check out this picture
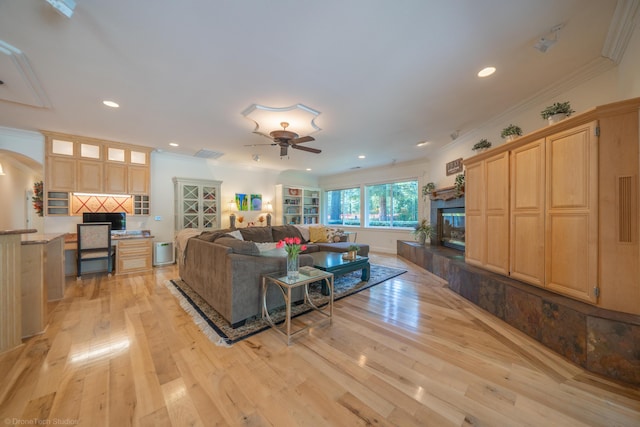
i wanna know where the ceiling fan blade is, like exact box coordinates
[244,143,277,147]
[290,135,315,144]
[292,145,321,154]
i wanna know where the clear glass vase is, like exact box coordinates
[287,254,299,281]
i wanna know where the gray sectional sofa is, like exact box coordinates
[178,225,369,327]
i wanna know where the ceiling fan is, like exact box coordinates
[245,122,321,156]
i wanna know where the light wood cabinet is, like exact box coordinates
[77,159,103,193]
[464,98,640,315]
[47,156,76,192]
[464,152,509,275]
[42,131,152,216]
[173,178,222,230]
[275,185,321,225]
[545,121,598,303]
[128,165,149,194]
[510,138,545,287]
[116,239,152,275]
[105,162,127,194]
[464,161,484,267]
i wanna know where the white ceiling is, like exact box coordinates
[0,0,632,175]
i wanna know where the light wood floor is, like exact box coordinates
[1,253,639,426]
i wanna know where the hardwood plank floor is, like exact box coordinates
[1,253,639,426]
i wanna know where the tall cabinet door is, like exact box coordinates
[545,121,598,303]
[465,161,485,267]
[484,152,510,275]
[510,139,545,286]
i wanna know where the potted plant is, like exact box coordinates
[422,182,436,198]
[541,101,574,124]
[344,244,360,260]
[472,138,492,152]
[455,173,465,194]
[500,124,522,142]
[412,219,433,245]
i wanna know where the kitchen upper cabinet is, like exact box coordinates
[43,131,152,215]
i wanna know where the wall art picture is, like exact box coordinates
[250,194,262,211]
[235,193,248,211]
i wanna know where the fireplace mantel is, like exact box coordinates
[429,185,463,201]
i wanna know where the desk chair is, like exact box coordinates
[77,222,113,279]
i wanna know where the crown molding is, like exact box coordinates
[437,56,617,154]
[602,0,640,64]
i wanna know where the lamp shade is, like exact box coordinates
[0,163,5,175]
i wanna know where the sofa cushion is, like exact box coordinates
[239,226,273,243]
[309,226,329,243]
[272,225,304,243]
[215,237,260,255]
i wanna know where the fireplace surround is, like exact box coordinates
[429,194,465,251]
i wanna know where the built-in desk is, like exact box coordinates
[64,231,154,276]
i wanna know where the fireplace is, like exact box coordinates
[439,207,465,251]
[429,193,465,251]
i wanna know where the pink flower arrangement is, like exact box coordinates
[276,237,307,257]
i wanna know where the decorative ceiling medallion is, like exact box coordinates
[241,103,322,138]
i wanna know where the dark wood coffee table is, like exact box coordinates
[308,251,370,295]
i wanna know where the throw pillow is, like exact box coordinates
[294,225,310,242]
[228,230,243,240]
[309,226,329,243]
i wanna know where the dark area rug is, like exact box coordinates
[166,264,406,345]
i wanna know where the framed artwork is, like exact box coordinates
[446,158,463,176]
[235,193,248,211]
[250,194,262,211]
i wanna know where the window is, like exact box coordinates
[326,188,360,226]
[365,180,418,228]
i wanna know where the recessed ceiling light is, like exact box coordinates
[103,100,119,108]
[416,141,429,147]
[477,67,496,77]
[169,142,179,147]
[358,155,366,159]
[306,168,312,171]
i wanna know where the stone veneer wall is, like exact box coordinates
[397,240,640,387]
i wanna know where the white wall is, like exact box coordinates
[149,152,319,243]
[0,128,44,232]
[319,158,430,253]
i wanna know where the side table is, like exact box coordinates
[261,269,334,345]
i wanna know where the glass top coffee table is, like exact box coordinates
[308,251,370,295]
